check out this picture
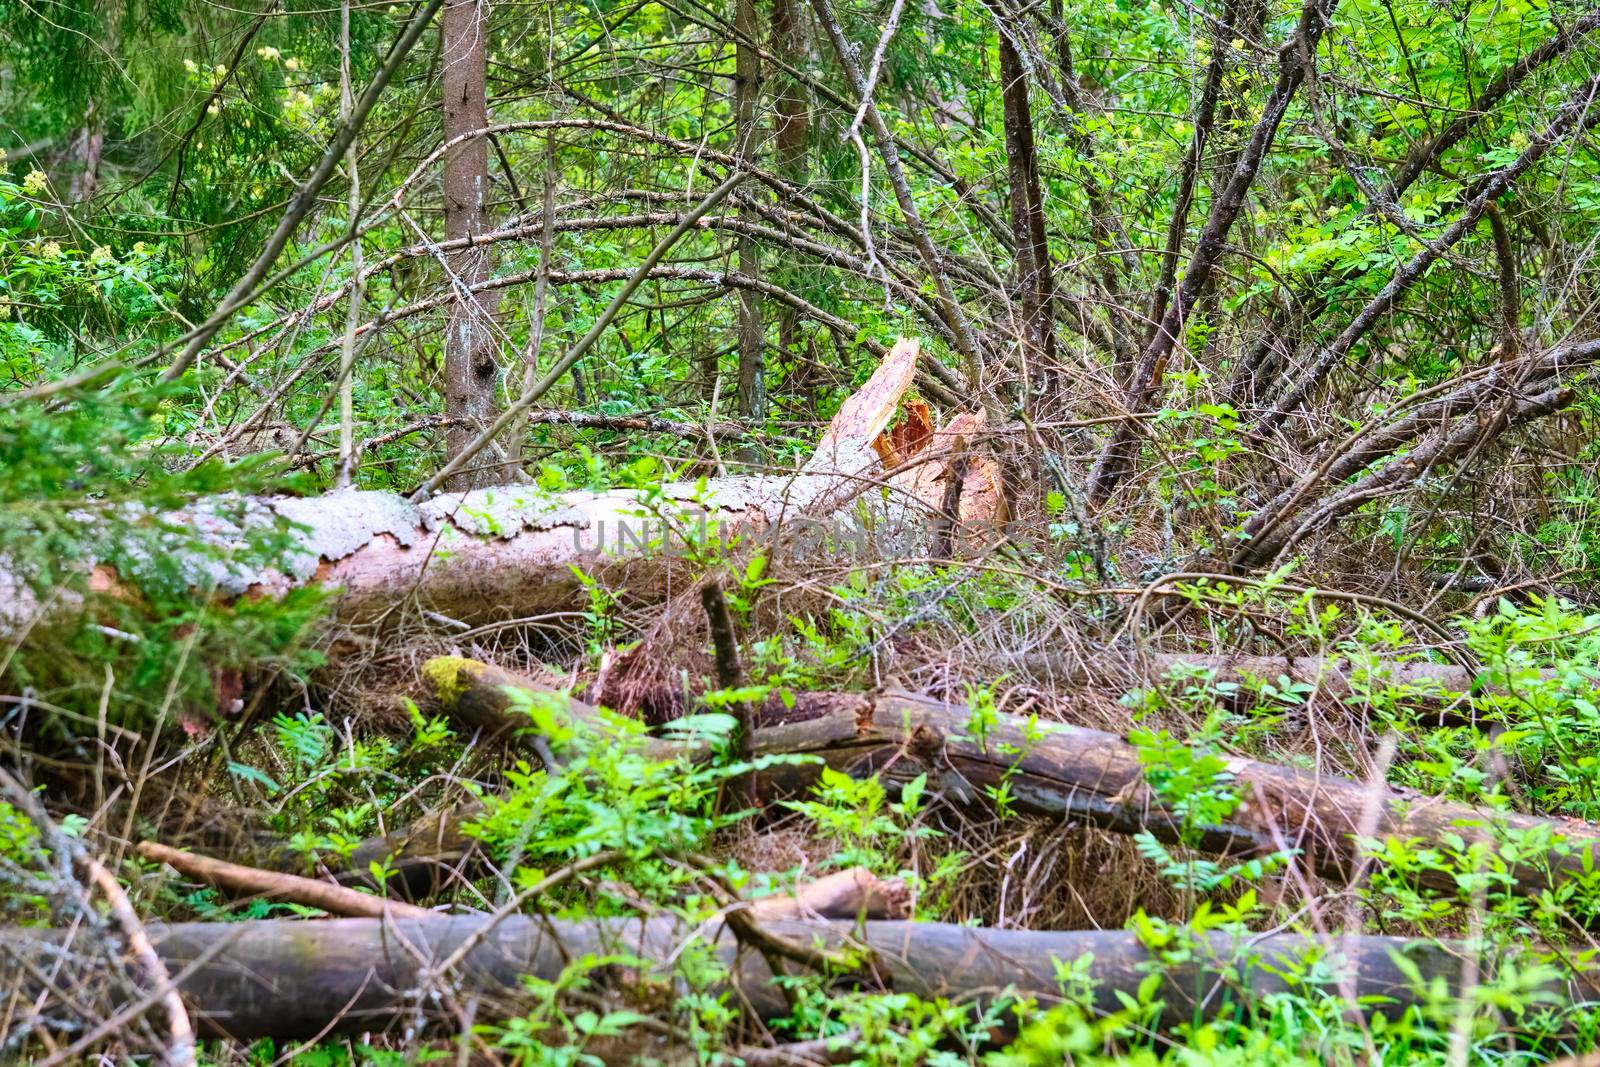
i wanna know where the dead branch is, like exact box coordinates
[159,0,448,382]
[1262,77,1600,429]
[745,691,1600,897]
[1230,337,1600,569]
[701,579,757,807]
[0,769,194,1066]
[1385,10,1600,197]
[1484,202,1521,358]
[1088,0,1338,504]
[79,858,196,1067]
[137,841,433,920]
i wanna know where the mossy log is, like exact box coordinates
[7,915,1586,1041]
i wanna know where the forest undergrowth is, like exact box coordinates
[5,0,1600,1062]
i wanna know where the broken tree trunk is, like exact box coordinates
[7,915,1589,1040]
[407,661,1600,900]
[4,338,996,639]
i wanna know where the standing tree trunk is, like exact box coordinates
[441,0,504,488]
[995,25,1055,403]
[772,0,813,410]
[68,105,105,202]
[734,0,766,418]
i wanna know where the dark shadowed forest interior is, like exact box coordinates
[6,0,1600,1061]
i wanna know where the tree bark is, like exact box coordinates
[1140,0,1234,354]
[994,22,1055,385]
[735,0,766,417]
[749,691,1600,897]
[442,0,504,487]
[771,0,812,405]
[408,661,1600,901]
[7,915,1588,1040]
[69,105,105,203]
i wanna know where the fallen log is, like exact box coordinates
[7,915,1590,1040]
[756,692,1600,896]
[3,338,997,639]
[410,661,1600,900]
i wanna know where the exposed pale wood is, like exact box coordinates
[800,336,921,515]
[884,408,1001,530]
[747,867,910,921]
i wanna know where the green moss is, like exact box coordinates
[421,655,486,709]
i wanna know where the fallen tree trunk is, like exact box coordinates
[766,695,1600,899]
[411,661,1600,900]
[3,339,998,639]
[750,692,1600,894]
[7,915,1590,1041]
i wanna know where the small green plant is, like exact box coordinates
[1127,721,1296,897]
[467,686,811,906]
[0,799,54,923]
[481,954,655,1067]
[783,767,938,877]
